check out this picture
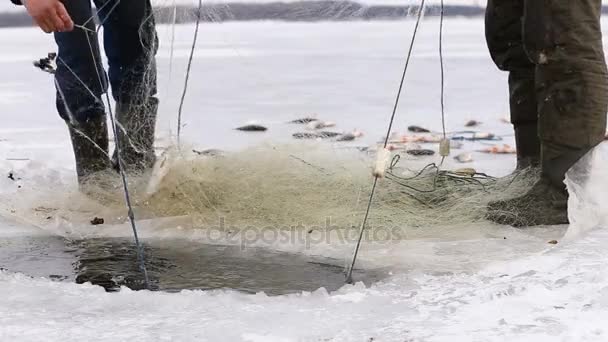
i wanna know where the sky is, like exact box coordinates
[0,0,483,13]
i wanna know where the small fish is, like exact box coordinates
[307,120,336,130]
[192,148,224,157]
[293,132,319,139]
[465,120,481,127]
[452,132,498,141]
[454,152,473,163]
[317,131,342,138]
[337,133,356,141]
[473,132,495,140]
[390,135,442,144]
[236,124,267,132]
[289,117,317,124]
[407,149,435,156]
[408,125,431,133]
[479,144,516,154]
[336,130,364,142]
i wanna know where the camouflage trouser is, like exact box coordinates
[485,0,608,189]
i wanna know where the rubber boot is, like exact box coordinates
[67,115,112,186]
[111,97,158,174]
[486,177,568,227]
[508,69,541,171]
[514,123,540,170]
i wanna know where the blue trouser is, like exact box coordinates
[54,0,158,123]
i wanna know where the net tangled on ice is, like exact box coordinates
[33,144,535,233]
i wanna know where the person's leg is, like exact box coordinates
[524,0,608,190]
[485,0,540,170]
[95,0,159,173]
[54,0,111,184]
[487,0,608,227]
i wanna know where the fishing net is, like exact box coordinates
[4,143,537,241]
[3,0,526,242]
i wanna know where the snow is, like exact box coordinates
[0,19,607,341]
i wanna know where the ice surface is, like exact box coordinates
[0,19,607,341]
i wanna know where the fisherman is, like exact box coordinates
[12,0,159,186]
[485,1,607,226]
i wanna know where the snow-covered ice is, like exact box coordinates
[1,19,608,341]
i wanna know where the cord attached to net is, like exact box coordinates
[177,0,203,147]
[345,0,427,284]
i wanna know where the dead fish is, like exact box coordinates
[479,144,516,154]
[473,132,495,140]
[317,131,342,139]
[465,120,481,127]
[192,148,224,157]
[307,120,336,130]
[454,152,473,163]
[293,132,319,139]
[289,117,317,124]
[407,149,435,156]
[337,133,356,142]
[390,134,442,144]
[408,125,431,133]
[236,124,267,132]
[336,130,364,142]
[452,132,498,141]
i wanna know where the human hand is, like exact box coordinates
[23,0,74,33]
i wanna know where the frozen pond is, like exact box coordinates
[1,18,608,341]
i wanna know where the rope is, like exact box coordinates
[438,0,447,167]
[166,0,178,96]
[439,0,446,140]
[345,0,427,284]
[177,0,203,147]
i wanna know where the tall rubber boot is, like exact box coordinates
[487,0,608,228]
[111,97,158,174]
[508,70,541,171]
[67,115,112,185]
[514,123,540,170]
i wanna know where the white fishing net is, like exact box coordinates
[2,0,529,242]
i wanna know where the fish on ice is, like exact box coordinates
[336,130,364,141]
[454,152,473,163]
[479,144,516,154]
[465,120,481,127]
[289,116,317,124]
[307,120,336,130]
[236,124,268,132]
[407,125,431,133]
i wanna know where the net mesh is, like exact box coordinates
[4,144,539,239]
[2,0,532,242]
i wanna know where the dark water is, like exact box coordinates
[0,236,384,295]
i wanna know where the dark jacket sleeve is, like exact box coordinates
[10,0,22,5]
